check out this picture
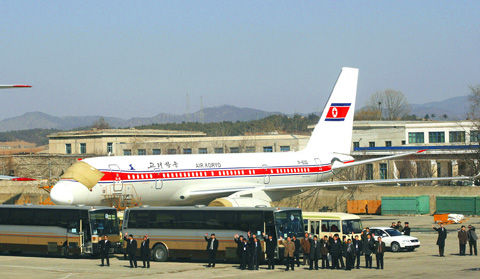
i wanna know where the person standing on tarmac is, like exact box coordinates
[292,235,301,267]
[263,232,277,270]
[124,233,138,268]
[404,222,411,236]
[309,235,321,270]
[300,233,311,266]
[432,223,447,257]
[467,225,478,256]
[234,234,245,268]
[205,233,218,267]
[280,236,295,271]
[458,225,468,256]
[100,235,111,267]
[140,235,150,268]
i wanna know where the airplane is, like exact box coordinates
[50,68,476,207]
[0,85,32,89]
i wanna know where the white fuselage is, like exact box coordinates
[52,150,353,206]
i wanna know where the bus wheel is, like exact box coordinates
[152,244,168,262]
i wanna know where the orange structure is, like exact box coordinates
[347,200,381,214]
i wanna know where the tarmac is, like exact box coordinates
[1,214,479,279]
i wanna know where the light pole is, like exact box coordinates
[378,102,382,120]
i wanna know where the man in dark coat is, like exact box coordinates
[240,237,250,270]
[404,222,411,236]
[250,237,262,270]
[264,233,277,270]
[140,235,150,268]
[467,225,478,256]
[432,223,447,257]
[352,234,362,269]
[234,234,245,268]
[375,236,386,269]
[344,239,354,270]
[458,225,468,255]
[100,235,111,267]
[363,233,374,268]
[124,233,138,268]
[292,235,301,267]
[205,233,219,267]
[309,235,321,270]
[320,235,330,269]
[329,234,342,269]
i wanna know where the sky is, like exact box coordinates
[1,1,479,120]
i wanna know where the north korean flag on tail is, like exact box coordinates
[325,103,351,121]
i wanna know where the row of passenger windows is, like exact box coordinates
[120,167,314,180]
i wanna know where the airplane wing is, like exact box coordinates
[0,175,36,181]
[188,173,477,197]
[0,85,32,89]
[332,150,426,170]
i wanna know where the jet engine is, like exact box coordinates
[208,197,271,207]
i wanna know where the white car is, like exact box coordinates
[369,227,421,252]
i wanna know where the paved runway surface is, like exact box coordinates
[1,215,479,279]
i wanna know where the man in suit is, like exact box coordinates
[404,222,411,236]
[458,225,468,255]
[263,233,277,270]
[205,233,219,267]
[320,235,330,269]
[352,234,362,269]
[292,235,301,267]
[364,233,374,268]
[432,223,447,257]
[240,237,250,270]
[140,235,150,268]
[329,234,342,269]
[250,237,262,270]
[100,235,111,267]
[281,236,295,271]
[375,236,386,269]
[234,234,245,268]
[124,233,137,268]
[467,225,478,256]
[344,239,354,270]
[300,233,311,266]
[309,235,321,270]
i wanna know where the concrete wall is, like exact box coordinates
[0,181,50,205]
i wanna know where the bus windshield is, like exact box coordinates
[342,219,363,234]
[274,210,304,238]
[89,210,119,236]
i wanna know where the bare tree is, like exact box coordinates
[92,117,110,129]
[366,89,411,120]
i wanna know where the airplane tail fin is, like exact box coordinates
[304,67,359,154]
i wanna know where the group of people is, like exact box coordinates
[98,233,151,268]
[390,221,411,235]
[433,223,478,257]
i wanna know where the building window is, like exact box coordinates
[246,146,255,153]
[80,143,86,154]
[471,130,479,142]
[123,149,132,156]
[437,162,441,177]
[408,132,424,143]
[353,142,359,149]
[230,147,240,153]
[449,131,465,143]
[183,148,192,154]
[401,140,406,145]
[280,146,290,152]
[198,148,208,154]
[385,141,392,147]
[107,142,113,153]
[429,132,445,143]
[263,146,273,152]
[138,149,146,155]
[167,149,177,154]
[65,144,72,154]
[369,142,375,148]
[366,164,373,180]
[152,149,161,155]
[379,163,387,179]
[214,148,224,154]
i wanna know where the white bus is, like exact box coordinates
[303,212,363,240]
[0,204,120,257]
[122,206,304,261]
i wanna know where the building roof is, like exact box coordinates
[47,128,207,139]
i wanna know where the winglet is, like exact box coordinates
[417,149,427,154]
[0,85,32,89]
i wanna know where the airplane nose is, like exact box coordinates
[50,181,75,205]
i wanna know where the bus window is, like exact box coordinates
[304,219,309,233]
[310,220,320,235]
[89,210,119,235]
[274,210,303,238]
[321,220,340,233]
[238,211,263,234]
[342,219,363,234]
[150,211,177,229]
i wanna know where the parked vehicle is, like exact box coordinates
[369,227,420,252]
